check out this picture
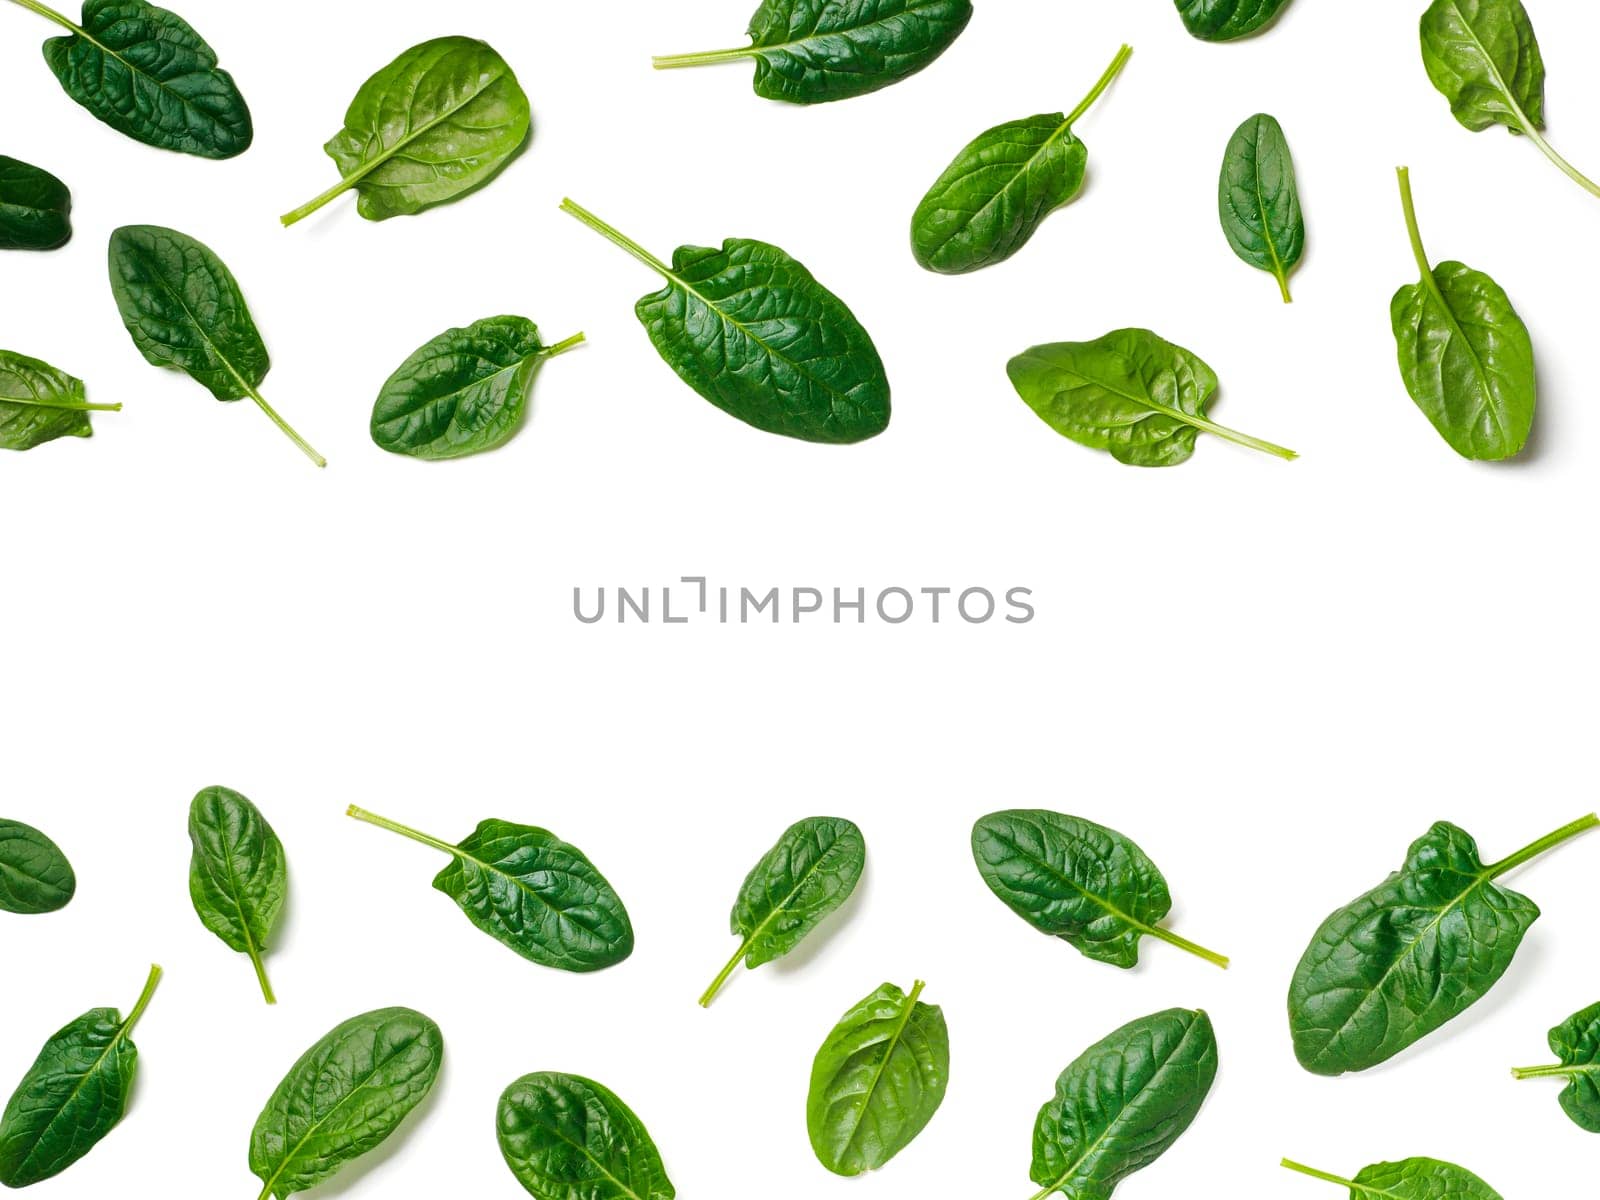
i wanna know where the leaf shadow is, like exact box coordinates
[771,855,872,976]
[302,1054,448,1199]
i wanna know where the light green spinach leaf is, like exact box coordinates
[498,1072,675,1200]
[1282,1157,1503,1200]
[1513,1001,1600,1131]
[0,350,118,452]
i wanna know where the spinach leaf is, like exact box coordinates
[0,155,70,250]
[498,1072,675,1200]
[1390,167,1535,461]
[1177,0,1293,41]
[371,317,584,460]
[653,0,973,104]
[1006,328,1297,466]
[1513,1001,1600,1131]
[187,785,286,1005]
[1030,1008,1217,1200]
[347,806,634,971]
[807,980,948,1176]
[1219,113,1304,303]
[971,810,1228,970]
[6,0,251,158]
[0,350,119,452]
[562,199,891,444]
[910,45,1132,275]
[250,1007,442,1200]
[107,224,325,466]
[1421,0,1600,199]
[1282,1157,1503,1200]
[1288,813,1598,1076]
[0,964,161,1187]
[281,36,530,227]
[700,816,865,1008]
[0,818,76,913]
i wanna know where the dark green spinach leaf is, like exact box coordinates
[0,818,76,913]
[1289,813,1598,1076]
[562,199,890,444]
[1513,1001,1600,1131]
[807,980,948,1176]
[187,785,286,1005]
[972,810,1228,970]
[653,0,973,104]
[701,816,865,1007]
[0,964,161,1188]
[371,317,584,460]
[348,806,634,971]
[1219,113,1303,303]
[1390,167,1535,460]
[250,1007,442,1200]
[281,36,530,226]
[0,155,70,250]
[1282,1157,1503,1200]
[107,224,325,466]
[498,1072,675,1200]
[1006,328,1297,466]
[1177,0,1293,41]
[910,45,1131,275]
[0,350,118,451]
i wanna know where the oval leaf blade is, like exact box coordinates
[0,155,71,250]
[1177,0,1293,41]
[1420,0,1545,134]
[0,817,76,912]
[1219,113,1304,302]
[497,1072,675,1200]
[187,785,286,1004]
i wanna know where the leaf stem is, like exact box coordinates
[542,332,587,359]
[347,805,456,858]
[1512,1063,1579,1080]
[1025,1185,1057,1200]
[560,199,675,279]
[1487,813,1599,879]
[651,45,754,71]
[1281,1159,1358,1188]
[1275,269,1294,306]
[241,382,325,467]
[4,0,82,35]
[1520,123,1600,200]
[1064,44,1133,128]
[699,941,751,1008]
[1145,925,1230,970]
[1396,166,1432,280]
[123,963,163,1035]
[1186,412,1298,461]
[248,946,276,1006]
[9,397,123,413]
[279,176,358,229]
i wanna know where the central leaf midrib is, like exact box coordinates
[529,1112,645,1200]
[987,825,1158,941]
[14,1016,131,1177]
[736,834,852,958]
[338,66,509,190]
[450,837,611,938]
[753,0,955,58]
[834,988,925,1161]
[125,241,260,404]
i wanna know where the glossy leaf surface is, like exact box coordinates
[1030,1009,1217,1200]
[1282,1156,1504,1200]
[1007,328,1296,466]
[371,316,585,460]
[0,965,161,1188]
[1289,814,1598,1075]
[250,1007,442,1200]
[1513,1001,1600,1131]
[1177,0,1292,41]
[0,350,119,452]
[498,1072,675,1200]
[971,810,1228,970]
[187,785,286,1004]
[0,155,71,250]
[563,200,890,444]
[282,37,530,226]
[807,980,948,1176]
[653,0,973,104]
[0,818,76,913]
[1219,113,1303,302]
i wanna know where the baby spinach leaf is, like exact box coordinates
[807,980,948,1176]
[1288,813,1598,1076]
[1420,0,1600,199]
[187,785,286,1005]
[0,350,119,452]
[653,0,973,104]
[1177,0,1293,41]
[107,224,325,466]
[1030,1008,1216,1200]
[0,818,76,913]
[498,1072,675,1200]
[281,36,530,227]
[0,155,71,250]
[562,199,891,444]
[1513,1001,1600,1131]
[347,806,634,972]
[700,816,865,1008]
[371,317,585,460]
[1219,113,1304,303]
[1390,167,1535,461]
[6,0,251,158]
[0,964,161,1188]
[250,1007,442,1200]
[910,45,1131,275]
[1281,1156,1503,1200]
[971,810,1228,971]
[1006,328,1297,466]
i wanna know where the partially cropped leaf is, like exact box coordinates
[1030,1009,1217,1200]
[700,816,865,1007]
[910,45,1131,275]
[371,316,585,460]
[282,36,530,226]
[348,807,634,972]
[971,810,1228,970]
[0,818,76,913]
[1282,1156,1504,1200]
[498,1072,675,1200]
[250,1007,442,1200]
[0,350,119,452]
[807,980,948,1176]
[563,199,890,444]
[0,155,70,250]
[1177,0,1293,41]
[187,785,286,1005]
[1513,1001,1600,1131]
[0,965,161,1188]
[1288,814,1598,1076]
[1219,113,1304,302]
[653,0,973,104]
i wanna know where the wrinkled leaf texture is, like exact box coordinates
[0,817,76,912]
[498,1072,675,1200]
[0,155,71,250]
[1219,113,1304,302]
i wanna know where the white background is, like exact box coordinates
[3,0,1599,1196]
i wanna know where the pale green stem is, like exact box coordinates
[1064,44,1133,128]
[1520,120,1600,199]
[652,45,754,70]
[1396,166,1433,280]
[123,964,163,1034]
[560,199,675,279]
[1275,269,1294,306]
[347,805,456,857]
[241,382,325,468]
[11,397,122,412]
[1186,412,1298,461]
[1145,925,1230,970]
[1512,1063,1581,1080]
[5,0,82,34]
[1281,1159,1358,1188]
[542,332,586,358]
[248,946,276,1006]
[699,941,750,1008]
[279,177,357,228]
[1487,813,1599,878]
